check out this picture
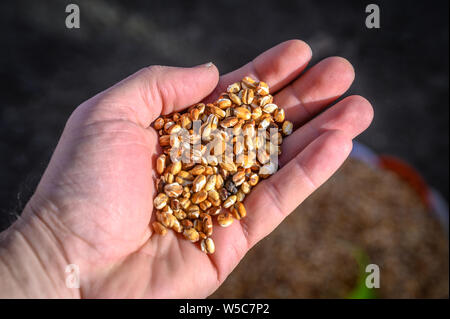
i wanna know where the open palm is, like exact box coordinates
[25,40,373,298]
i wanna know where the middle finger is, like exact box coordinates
[274,56,355,127]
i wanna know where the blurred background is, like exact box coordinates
[0,0,448,298]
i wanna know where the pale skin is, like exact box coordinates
[0,40,373,298]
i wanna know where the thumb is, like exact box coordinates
[78,63,219,128]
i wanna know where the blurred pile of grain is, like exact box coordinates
[211,158,448,298]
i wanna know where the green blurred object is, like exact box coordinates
[347,249,377,299]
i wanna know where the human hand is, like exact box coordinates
[0,40,373,298]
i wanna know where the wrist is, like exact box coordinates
[0,202,80,298]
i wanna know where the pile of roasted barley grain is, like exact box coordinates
[151,76,292,253]
[211,158,449,298]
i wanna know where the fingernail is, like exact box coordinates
[195,62,214,68]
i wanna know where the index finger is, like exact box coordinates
[205,39,312,102]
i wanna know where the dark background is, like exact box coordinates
[0,0,448,231]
